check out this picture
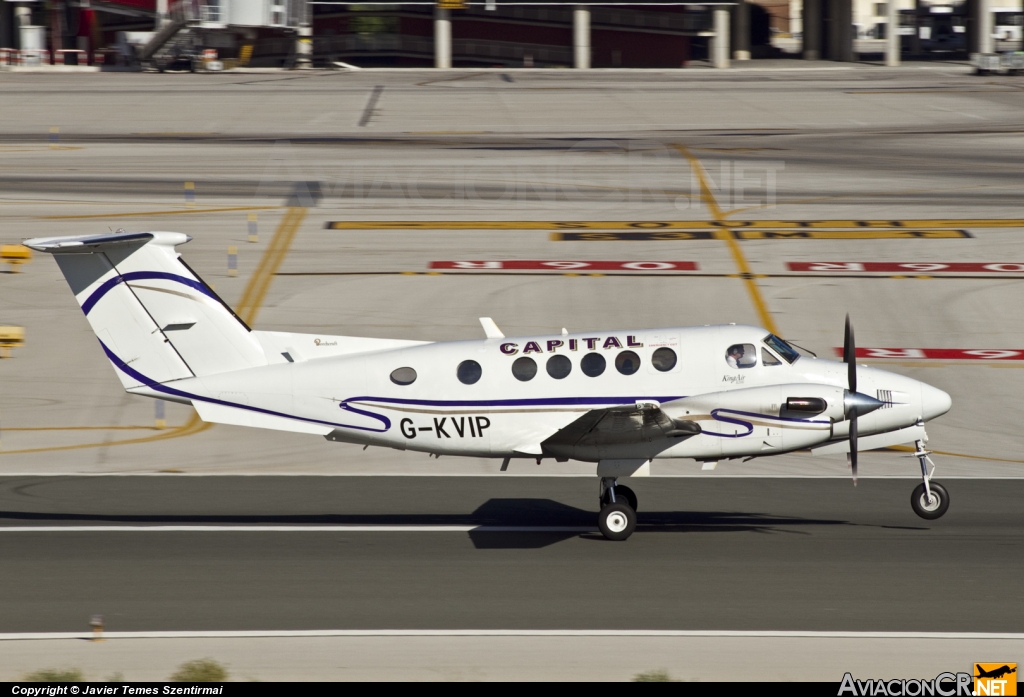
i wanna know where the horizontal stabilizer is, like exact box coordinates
[24,231,160,253]
[193,401,333,436]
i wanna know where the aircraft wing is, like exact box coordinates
[542,402,700,459]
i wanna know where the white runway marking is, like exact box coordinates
[0,525,597,533]
[1,473,1021,478]
[1,629,1022,641]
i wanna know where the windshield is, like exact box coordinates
[763,334,800,364]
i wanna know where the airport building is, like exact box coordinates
[0,0,1019,69]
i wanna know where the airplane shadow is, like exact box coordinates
[0,498,916,550]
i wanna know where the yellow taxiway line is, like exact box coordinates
[325,219,1024,231]
[1,412,210,456]
[547,230,969,240]
[236,207,307,326]
[889,444,1024,465]
[5,426,161,432]
[672,144,781,337]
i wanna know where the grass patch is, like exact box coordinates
[169,659,229,682]
[22,668,84,682]
[633,669,680,682]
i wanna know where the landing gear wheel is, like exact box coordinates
[598,502,636,541]
[911,481,949,520]
[603,484,638,512]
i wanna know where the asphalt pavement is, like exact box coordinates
[1,475,1020,633]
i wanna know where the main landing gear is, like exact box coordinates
[598,478,637,541]
[910,438,949,520]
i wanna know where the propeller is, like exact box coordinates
[845,315,858,485]
[843,314,885,486]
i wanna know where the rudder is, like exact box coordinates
[26,231,266,390]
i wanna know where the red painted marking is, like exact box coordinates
[789,262,1024,273]
[430,260,699,271]
[834,348,1024,360]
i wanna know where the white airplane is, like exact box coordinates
[26,230,954,541]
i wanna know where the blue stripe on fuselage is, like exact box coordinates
[98,340,391,433]
[82,271,219,315]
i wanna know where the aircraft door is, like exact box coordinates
[646,334,681,374]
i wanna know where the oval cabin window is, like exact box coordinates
[546,355,572,380]
[457,360,482,385]
[615,350,641,375]
[512,356,537,382]
[581,352,606,377]
[651,347,677,372]
[390,367,417,385]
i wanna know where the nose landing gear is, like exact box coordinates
[598,478,637,541]
[910,438,949,520]
[911,480,950,519]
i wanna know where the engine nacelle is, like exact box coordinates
[662,383,846,423]
[659,383,844,457]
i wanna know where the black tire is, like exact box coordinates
[911,481,950,520]
[598,502,636,541]
[603,484,638,512]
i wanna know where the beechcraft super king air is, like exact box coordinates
[26,231,955,540]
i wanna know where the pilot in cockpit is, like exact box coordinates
[726,344,756,369]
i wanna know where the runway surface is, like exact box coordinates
[1,476,1021,633]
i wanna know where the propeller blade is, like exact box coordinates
[845,314,858,487]
[848,414,858,486]
[844,313,856,394]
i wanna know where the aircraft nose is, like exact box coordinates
[920,382,952,420]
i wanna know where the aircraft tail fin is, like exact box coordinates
[25,231,267,391]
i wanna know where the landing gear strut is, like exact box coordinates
[910,439,949,520]
[602,482,638,512]
[598,477,637,541]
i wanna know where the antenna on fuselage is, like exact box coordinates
[479,318,504,339]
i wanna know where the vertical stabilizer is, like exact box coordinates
[25,231,267,390]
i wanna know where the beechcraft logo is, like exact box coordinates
[974,663,1017,696]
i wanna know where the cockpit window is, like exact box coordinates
[761,348,782,366]
[763,334,800,364]
[726,344,757,369]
